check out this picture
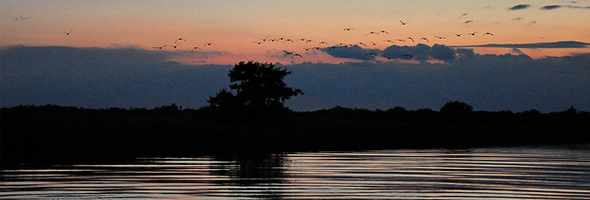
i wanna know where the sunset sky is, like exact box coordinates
[2,0,590,111]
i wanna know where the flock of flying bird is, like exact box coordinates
[60,31,215,52]
[61,19,494,61]
[246,19,494,60]
[151,38,215,52]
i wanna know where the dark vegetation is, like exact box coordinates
[2,61,589,166]
[2,104,589,166]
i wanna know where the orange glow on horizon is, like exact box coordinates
[3,0,589,65]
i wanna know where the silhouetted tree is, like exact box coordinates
[387,106,407,113]
[207,88,241,109]
[208,61,303,110]
[440,101,473,115]
[566,106,578,114]
[154,103,181,113]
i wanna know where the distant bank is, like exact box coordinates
[2,104,589,166]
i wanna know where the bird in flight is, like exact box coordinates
[192,47,202,51]
[483,32,494,36]
[62,31,73,35]
[153,45,167,49]
[380,30,389,34]
[406,37,415,42]
[366,31,380,36]
[420,38,429,43]
[357,42,368,47]
[293,53,303,57]
[298,38,313,44]
[176,38,188,43]
[382,55,393,60]
[434,36,446,39]
[171,41,185,48]
[399,20,408,25]
[319,41,329,45]
[383,39,395,43]
[468,32,478,36]
[303,47,320,51]
[344,28,354,31]
[203,42,214,46]
[454,33,463,37]
[14,16,29,21]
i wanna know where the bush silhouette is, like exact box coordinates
[440,101,473,115]
[208,61,303,111]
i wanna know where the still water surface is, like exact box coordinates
[2,147,590,199]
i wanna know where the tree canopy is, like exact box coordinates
[208,61,303,110]
[440,101,473,114]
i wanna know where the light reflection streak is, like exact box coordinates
[1,147,590,199]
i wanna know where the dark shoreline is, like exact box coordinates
[2,105,589,167]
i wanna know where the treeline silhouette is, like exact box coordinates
[2,103,589,166]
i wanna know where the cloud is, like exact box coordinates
[511,48,524,55]
[1,46,231,109]
[381,45,416,60]
[382,44,456,61]
[508,4,531,10]
[2,46,590,112]
[320,45,379,61]
[172,49,227,60]
[285,51,590,112]
[541,5,562,10]
[430,44,456,60]
[539,4,590,10]
[564,5,590,9]
[454,48,476,59]
[451,41,590,49]
[318,44,458,62]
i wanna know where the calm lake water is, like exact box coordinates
[2,147,590,199]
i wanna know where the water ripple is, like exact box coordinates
[2,147,590,199]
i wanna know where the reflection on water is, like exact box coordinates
[2,147,590,199]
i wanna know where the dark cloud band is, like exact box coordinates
[2,45,590,112]
[451,41,590,49]
[508,4,531,10]
[541,5,562,10]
